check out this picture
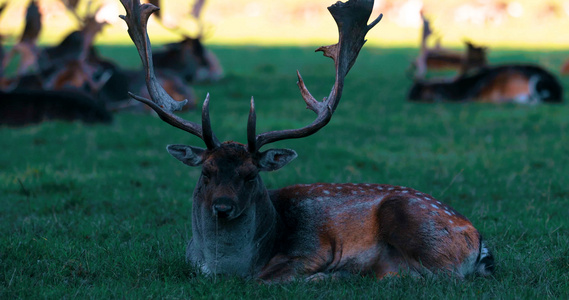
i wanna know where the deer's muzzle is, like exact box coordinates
[212,197,236,219]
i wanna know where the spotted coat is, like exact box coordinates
[260,183,494,281]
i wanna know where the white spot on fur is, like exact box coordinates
[388,187,394,191]
[444,210,451,216]
[323,190,330,195]
[409,198,422,204]
[449,220,454,224]
[401,190,409,194]
[453,226,470,232]
[430,204,439,209]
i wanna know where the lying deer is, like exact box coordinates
[120,0,494,282]
[408,64,563,104]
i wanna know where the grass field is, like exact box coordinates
[1,45,569,298]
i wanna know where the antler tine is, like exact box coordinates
[119,0,219,148]
[247,97,256,152]
[252,0,382,152]
[201,93,220,149]
[21,0,42,44]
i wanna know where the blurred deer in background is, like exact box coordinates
[120,0,494,282]
[561,58,569,75]
[411,13,487,80]
[148,0,223,83]
[1,0,114,93]
[408,12,562,104]
[408,64,563,104]
[41,0,123,98]
[0,0,195,121]
[0,2,7,86]
[0,0,113,125]
[1,0,42,82]
[49,0,181,112]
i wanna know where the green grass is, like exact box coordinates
[1,45,569,299]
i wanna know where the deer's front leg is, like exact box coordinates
[257,253,332,283]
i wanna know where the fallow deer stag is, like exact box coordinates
[120,0,494,282]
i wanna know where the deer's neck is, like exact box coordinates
[190,190,279,277]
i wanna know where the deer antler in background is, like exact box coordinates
[2,1,42,76]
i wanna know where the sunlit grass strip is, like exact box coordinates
[3,13,569,49]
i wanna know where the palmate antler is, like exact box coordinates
[119,0,381,152]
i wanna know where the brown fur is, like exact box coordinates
[50,61,94,90]
[477,71,530,103]
[259,183,487,281]
[561,59,569,75]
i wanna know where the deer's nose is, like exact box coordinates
[212,198,235,218]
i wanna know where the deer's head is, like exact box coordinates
[464,41,488,67]
[168,141,296,220]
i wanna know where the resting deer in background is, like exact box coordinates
[408,64,563,104]
[408,13,562,104]
[148,0,223,83]
[0,0,114,125]
[120,0,494,282]
[412,13,487,80]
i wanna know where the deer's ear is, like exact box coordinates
[167,144,206,166]
[257,149,297,172]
